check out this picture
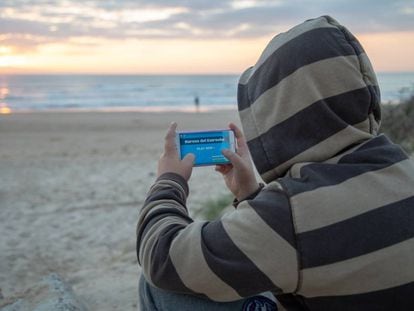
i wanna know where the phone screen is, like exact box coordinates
[177,130,235,166]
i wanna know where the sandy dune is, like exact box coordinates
[0,110,240,310]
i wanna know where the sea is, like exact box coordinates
[0,73,413,113]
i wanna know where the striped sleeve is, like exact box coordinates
[136,173,299,301]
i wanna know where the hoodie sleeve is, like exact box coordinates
[136,173,299,302]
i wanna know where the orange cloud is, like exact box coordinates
[357,31,414,72]
[1,31,414,74]
[0,37,268,74]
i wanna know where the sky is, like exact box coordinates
[1,0,414,74]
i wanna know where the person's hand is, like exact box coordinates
[158,122,194,181]
[215,123,260,201]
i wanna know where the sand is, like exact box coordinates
[0,110,241,310]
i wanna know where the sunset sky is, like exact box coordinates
[1,0,414,74]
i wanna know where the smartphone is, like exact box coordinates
[176,129,236,166]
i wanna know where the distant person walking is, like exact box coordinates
[194,95,200,112]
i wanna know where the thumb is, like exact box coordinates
[222,149,243,168]
[182,153,195,167]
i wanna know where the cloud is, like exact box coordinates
[1,0,414,52]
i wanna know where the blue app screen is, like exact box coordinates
[179,131,231,166]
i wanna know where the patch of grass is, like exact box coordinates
[381,89,414,154]
[195,193,234,221]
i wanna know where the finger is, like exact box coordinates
[164,122,178,155]
[228,123,249,155]
[215,164,232,174]
[229,122,243,139]
[222,148,244,168]
[182,153,195,167]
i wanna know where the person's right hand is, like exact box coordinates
[215,123,260,201]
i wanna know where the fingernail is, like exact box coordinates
[222,149,230,155]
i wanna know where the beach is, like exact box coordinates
[0,110,240,310]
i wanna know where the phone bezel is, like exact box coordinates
[176,129,236,166]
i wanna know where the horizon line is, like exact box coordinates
[2,71,414,76]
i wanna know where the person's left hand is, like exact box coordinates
[157,122,195,181]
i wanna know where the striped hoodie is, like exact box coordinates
[137,16,414,310]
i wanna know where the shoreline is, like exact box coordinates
[1,97,409,116]
[0,106,237,115]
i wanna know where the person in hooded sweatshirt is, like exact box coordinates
[136,16,414,311]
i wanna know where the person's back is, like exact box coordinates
[137,16,414,310]
[238,15,414,309]
[271,135,414,309]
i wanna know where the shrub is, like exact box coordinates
[381,91,414,153]
[195,193,234,221]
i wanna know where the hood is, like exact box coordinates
[238,16,381,183]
